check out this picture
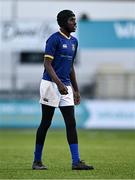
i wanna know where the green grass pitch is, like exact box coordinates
[0,129,135,179]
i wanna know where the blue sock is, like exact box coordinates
[34,144,43,161]
[69,144,80,165]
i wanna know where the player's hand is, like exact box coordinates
[57,82,68,95]
[74,91,80,105]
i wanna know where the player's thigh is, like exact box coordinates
[39,80,60,107]
[59,86,74,107]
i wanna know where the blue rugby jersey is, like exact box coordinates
[43,31,78,86]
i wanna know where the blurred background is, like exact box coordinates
[0,0,135,129]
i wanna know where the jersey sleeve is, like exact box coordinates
[44,35,58,60]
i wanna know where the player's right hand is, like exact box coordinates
[57,82,68,95]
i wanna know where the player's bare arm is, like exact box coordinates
[70,65,80,105]
[44,57,68,95]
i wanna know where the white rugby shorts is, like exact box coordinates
[39,79,74,107]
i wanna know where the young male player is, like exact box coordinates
[32,10,94,170]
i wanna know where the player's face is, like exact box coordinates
[67,16,77,32]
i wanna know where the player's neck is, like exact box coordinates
[60,28,70,38]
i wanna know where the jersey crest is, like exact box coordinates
[72,44,76,51]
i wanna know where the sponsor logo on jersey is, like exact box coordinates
[63,44,67,48]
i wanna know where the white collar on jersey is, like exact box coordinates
[59,31,71,39]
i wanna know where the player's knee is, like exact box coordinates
[66,118,76,129]
[44,120,52,129]
[40,118,52,130]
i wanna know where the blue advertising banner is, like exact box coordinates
[0,100,135,129]
[84,100,135,129]
[0,100,88,128]
[78,20,135,48]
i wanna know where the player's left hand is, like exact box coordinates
[74,91,80,105]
